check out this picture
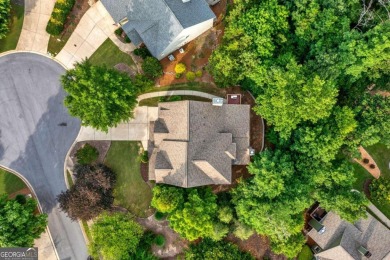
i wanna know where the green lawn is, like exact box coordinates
[139,95,211,107]
[0,1,24,53]
[352,143,390,218]
[144,82,225,96]
[104,141,152,217]
[88,38,134,68]
[297,245,314,260]
[0,168,27,195]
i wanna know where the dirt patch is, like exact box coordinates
[156,1,227,87]
[114,63,138,79]
[140,162,149,182]
[137,215,189,259]
[364,179,373,198]
[226,233,286,260]
[70,141,111,165]
[8,187,32,199]
[354,146,381,179]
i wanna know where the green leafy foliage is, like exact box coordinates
[0,0,10,39]
[370,178,390,204]
[134,46,152,59]
[185,238,254,260]
[151,185,184,213]
[154,211,165,221]
[62,60,138,132]
[154,234,165,247]
[270,232,306,258]
[186,71,196,81]
[218,206,233,224]
[89,213,143,260]
[0,195,47,247]
[297,245,314,260]
[233,221,254,240]
[57,164,116,221]
[169,188,218,241]
[75,143,99,165]
[142,57,163,79]
[174,63,186,74]
[46,0,75,35]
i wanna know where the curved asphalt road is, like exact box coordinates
[0,53,87,260]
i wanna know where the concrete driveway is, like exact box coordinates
[0,53,87,260]
[16,0,56,53]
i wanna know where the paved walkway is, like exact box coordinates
[137,90,226,102]
[16,0,56,53]
[56,1,135,69]
[368,202,390,228]
[76,107,159,148]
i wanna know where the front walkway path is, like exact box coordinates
[16,0,55,53]
[137,90,226,102]
[368,202,390,229]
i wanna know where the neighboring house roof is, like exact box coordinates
[100,0,215,58]
[148,101,250,188]
[308,212,390,260]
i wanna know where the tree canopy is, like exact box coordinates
[0,195,47,247]
[89,213,143,260]
[0,0,10,39]
[62,60,138,132]
[57,164,116,221]
[151,185,184,213]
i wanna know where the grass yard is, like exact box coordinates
[88,38,134,68]
[139,95,211,107]
[297,245,314,260]
[0,1,24,53]
[104,141,152,217]
[145,82,225,96]
[0,168,27,195]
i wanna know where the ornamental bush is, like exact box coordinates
[175,63,186,74]
[0,0,11,39]
[154,234,165,247]
[46,0,75,35]
[195,70,203,78]
[75,143,99,165]
[134,46,152,59]
[142,57,163,79]
[186,71,196,81]
[370,178,390,203]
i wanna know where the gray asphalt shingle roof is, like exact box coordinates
[148,100,250,187]
[101,0,215,58]
[309,212,390,260]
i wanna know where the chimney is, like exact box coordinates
[358,246,372,258]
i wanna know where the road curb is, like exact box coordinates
[0,165,60,260]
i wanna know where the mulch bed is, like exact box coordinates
[156,0,227,87]
[69,141,111,165]
[364,179,372,198]
[140,162,149,182]
[226,233,287,260]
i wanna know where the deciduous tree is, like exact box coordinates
[151,185,184,213]
[0,195,47,247]
[0,0,10,39]
[62,60,138,132]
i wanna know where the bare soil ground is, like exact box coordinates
[8,187,31,199]
[137,215,189,259]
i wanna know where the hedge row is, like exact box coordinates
[46,0,75,36]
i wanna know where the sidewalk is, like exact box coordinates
[16,0,56,53]
[56,1,117,68]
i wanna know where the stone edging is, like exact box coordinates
[0,165,60,260]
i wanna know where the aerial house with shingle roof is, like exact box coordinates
[148,100,250,188]
[100,0,216,60]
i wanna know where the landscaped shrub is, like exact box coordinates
[0,0,11,39]
[186,71,196,81]
[297,245,314,260]
[75,143,99,165]
[134,46,152,59]
[46,0,76,36]
[154,234,165,247]
[133,74,154,93]
[370,178,390,203]
[369,164,376,169]
[125,35,131,43]
[175,73,181,79]
[15,194,27,205]
[233,222,254,240]
[174,63,186,74]
[142,57,163,79]
[195,70,203,78]
[140,151,148,163]
[363,158,370,164]
[114,28,123,36]
[154,211,165,221]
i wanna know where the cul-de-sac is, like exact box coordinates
[0,0,389,259]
